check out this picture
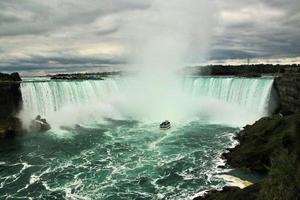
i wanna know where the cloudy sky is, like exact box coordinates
[0,0,299,74]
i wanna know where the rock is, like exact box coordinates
[30,115,51,132]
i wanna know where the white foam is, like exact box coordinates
[65,188,91,200]
[216,174,253,189]
[29,174,40,184]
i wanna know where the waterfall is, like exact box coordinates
[182,77,276,116]
[20,77,277,127]
[21,79,123,116]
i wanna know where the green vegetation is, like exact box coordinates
[223,114,300,173]
[50,71,122,80]
[186,64,300,76]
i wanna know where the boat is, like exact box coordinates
[160,120,171,130]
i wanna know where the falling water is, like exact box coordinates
[20,76,276,128]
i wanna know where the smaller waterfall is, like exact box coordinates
[21,79,122,116]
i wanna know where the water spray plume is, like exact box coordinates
[120,0,217,122]
[19,1,276,128]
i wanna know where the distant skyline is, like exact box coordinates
[0,0,299,75]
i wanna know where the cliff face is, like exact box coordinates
[0,72,22,138]
[0,82,22,119]
[274,67,300,114]
[196,113,300,200]
[223,114,300,173]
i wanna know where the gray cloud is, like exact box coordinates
[210,0,300,60]
[0,0,150,36]
[0,0,299,74]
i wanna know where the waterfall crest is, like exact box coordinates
[20,77,276,127]
[183,77,276,115]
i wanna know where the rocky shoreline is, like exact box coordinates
[194,113,300,200]
[194,66,300,200]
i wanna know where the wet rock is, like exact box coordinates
[30,115,51,132]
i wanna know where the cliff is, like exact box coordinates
[196,113,300,200]
[223,114,300,173]
[274,67,300,114]
[0,72,23,138]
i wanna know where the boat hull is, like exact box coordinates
[160,125,171,130]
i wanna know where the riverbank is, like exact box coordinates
[194,113,300,200]
[192,64,300,200]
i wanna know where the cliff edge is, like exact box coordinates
[274,67,300,114]
[195,113,300,200]
[0,72,22,138]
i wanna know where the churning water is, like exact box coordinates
[0,76,276,199]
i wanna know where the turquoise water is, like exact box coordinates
[0,121,237,199]
[0,77,275,199]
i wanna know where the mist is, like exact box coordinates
[124,0,216,71]
[18,1,274,129]
[115,0,218,123]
